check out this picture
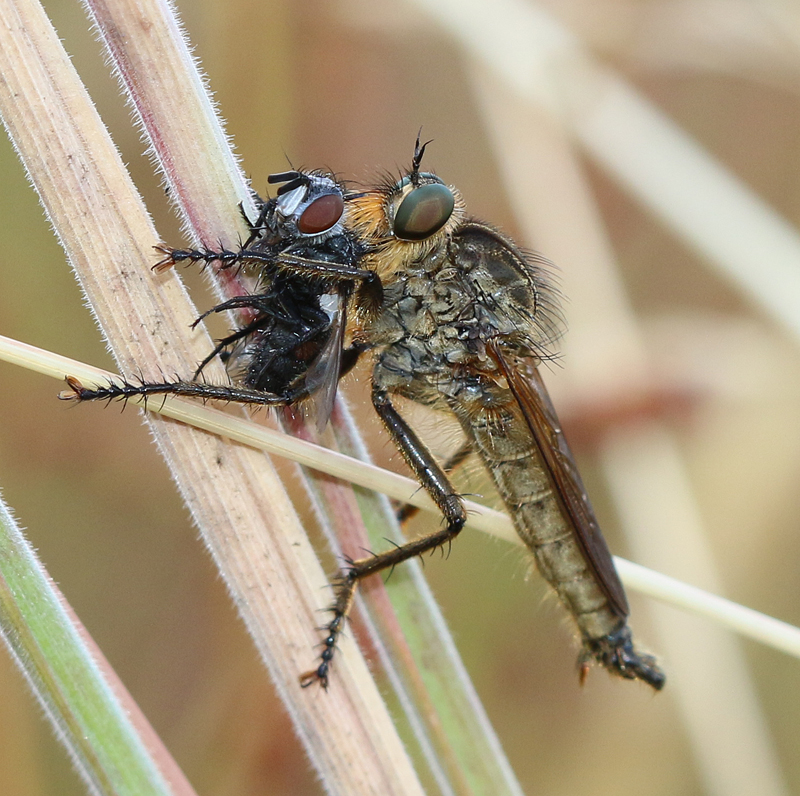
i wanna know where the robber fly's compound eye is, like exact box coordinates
[393,183,455,241]
[296,192,344,235]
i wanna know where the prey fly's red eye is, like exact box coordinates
[297,193,344,235]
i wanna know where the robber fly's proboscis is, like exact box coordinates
[62,139,664,691]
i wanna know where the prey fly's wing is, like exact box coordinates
[304,289,346,431]
[488,341,629,618]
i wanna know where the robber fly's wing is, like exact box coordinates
[488,341,629,617]
[305,290,346,432]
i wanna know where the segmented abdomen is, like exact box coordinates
[459,399,624,642]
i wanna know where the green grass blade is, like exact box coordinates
[0,493,194,796]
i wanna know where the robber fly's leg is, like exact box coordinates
[300,385,465,689]
[60,375,307,407]
[396,438,474,526]
[370,386,467,552]
[155,243,383,312]
[154,247,382,306]
[276,252,383,313]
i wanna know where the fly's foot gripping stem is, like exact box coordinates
[59,376,92,401]
[59,376,138,403]
[299,570,357,690]
[153,244,242,273]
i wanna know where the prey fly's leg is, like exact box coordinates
[191,317,267,380]
[338,342,368,381]
[300,385,466,689]
[188,290,302,380]
[239,198,270,249]
[190,294,294,328]
[60,376,308,407]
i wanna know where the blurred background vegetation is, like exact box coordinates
[2,0,800,794]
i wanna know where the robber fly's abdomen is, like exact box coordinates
[461,400,623,643]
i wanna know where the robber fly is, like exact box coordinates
[312,137,665,690]
[63,140,664,691]
[63,169,379,425]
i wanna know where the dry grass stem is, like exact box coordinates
[0,0,422,791]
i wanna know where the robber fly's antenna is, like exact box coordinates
[411,128,434,186]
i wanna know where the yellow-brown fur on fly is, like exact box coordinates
[348,174,467,284]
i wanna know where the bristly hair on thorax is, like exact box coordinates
[348,145,565,364]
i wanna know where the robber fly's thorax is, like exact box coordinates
[358,201,550,416]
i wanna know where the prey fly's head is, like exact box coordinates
[267,169,347,241]
[350,136,466,279]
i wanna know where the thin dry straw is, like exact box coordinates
[603,425,790,796]
[3,333,800,663]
